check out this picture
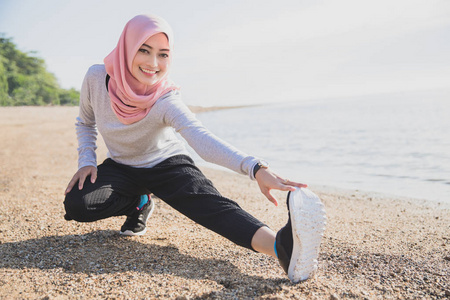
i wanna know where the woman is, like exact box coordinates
[64,14,326,283]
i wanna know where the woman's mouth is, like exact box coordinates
[140,67,158,76]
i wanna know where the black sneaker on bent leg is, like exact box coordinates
[120,195,155,236]
[275,188,326,283]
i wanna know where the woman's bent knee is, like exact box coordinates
[64,189,90,222]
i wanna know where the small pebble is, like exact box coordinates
[330,293,340,300]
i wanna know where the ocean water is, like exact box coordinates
[189,90,450,203]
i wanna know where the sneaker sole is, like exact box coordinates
[288,188,327,283]
[120,228,148,236]
[119,199,155,236]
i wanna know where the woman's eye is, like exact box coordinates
[160,53,169,58]
[139,48,149,54]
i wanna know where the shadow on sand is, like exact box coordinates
[0,230,291,298]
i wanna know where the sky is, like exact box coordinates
[1,0,449,106]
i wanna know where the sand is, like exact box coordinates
[0,106,449,299]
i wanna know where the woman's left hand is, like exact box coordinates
[255,168,307,206]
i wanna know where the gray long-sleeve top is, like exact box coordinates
[76,64,259,179]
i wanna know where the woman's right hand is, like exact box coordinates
[64,166,97,195]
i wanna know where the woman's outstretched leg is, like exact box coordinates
[142,155,267,250]
[147,157,327,283]
[251,226,277,258]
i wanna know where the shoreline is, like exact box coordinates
[0,106,449,299]
[191,161,450,210]
[188,104,256,114]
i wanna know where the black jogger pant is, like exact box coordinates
[64,155,266,250]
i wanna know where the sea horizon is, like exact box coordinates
[187,88,450,204]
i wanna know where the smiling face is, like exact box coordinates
[131,32,171,87]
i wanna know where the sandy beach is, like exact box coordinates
[0,106,449,299]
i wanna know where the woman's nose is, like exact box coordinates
[148,55,158,67]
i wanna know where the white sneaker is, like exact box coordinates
[275,188,327,283]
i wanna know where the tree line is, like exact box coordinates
[0,34,79,106]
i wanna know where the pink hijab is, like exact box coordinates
[104,14,179,125]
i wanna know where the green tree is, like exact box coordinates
[0,34,79,106]
[59,88,80,105]
[0,55,11,105]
